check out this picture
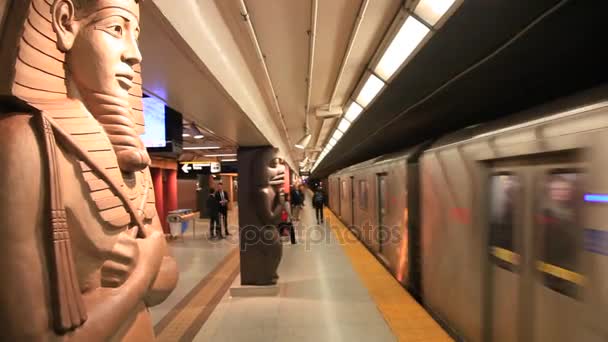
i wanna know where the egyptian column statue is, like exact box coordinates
[238,147,285,285]
[0,0,178,340]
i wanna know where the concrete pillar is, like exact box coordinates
[164,169,178,233]
[151,168,165,233]
[197,173,211,218]
[283,165,291,195]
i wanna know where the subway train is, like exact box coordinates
[326,86,608,342]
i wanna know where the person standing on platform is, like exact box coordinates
[313,186,325,224]
[280,192,297,244]
[290,185,303,221]
[298,184,306,218]
[215,183,231,236]
[207,189,222,239]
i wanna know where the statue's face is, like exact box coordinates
[68,1,141,101]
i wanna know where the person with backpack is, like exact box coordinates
[312,187,325,225]
[290,184,304,221]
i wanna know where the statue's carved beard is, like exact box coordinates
[80,91,150,172]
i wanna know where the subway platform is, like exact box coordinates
[150,201,451,341]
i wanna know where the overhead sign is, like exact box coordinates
[210,162,221,173]
[180,162,210,174]
[179,161,221,174]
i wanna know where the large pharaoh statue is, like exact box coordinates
[0,0,178,340]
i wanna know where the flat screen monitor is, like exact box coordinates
[140,95,167,148]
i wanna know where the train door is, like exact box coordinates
[377,174,387,254]
[530,167,584,342]
[350,176,355,226]
[337,178,341,215]
[486,158,585,342]
[487,171,524,342]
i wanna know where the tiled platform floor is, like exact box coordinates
[151,195,452,341]
[192,201,396,342]
[149,209,239,327]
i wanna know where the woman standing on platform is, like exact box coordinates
[280,192,297,244]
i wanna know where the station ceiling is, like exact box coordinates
[137,1,607,175]
[140,0,407,171]
[313,0,608,177]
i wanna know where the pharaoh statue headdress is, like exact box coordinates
[0,0,145,124]
[0,0,151,333]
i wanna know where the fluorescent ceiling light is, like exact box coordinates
[337,118,351,133]
[295,133,312,149]
[375,16,430,81]
[329,137,338,145]
[344,102,364,122]
[328,139,336,147]
[205,153,237,157]
[356,74,385,107]
[183,146,221,150]
[182,133,190,137]
[332,130,344,141]
[222,159,237,162]
[415,0,457,26]
[189,124,205,140]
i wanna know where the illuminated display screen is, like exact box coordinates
[584,194,608,203]
[140,96,167,148]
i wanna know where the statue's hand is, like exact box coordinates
[136,226,165,287]
[101,227,139,288]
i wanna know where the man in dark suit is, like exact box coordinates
[215,183,231,236]
[207,189,221,239]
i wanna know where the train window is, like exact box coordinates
[536,171,583,297]
[488,174,520,271]
[359,180,368,210]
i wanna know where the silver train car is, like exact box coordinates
[327,86,608,342]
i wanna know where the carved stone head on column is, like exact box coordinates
[252,148,285,214]
[238,146,285,285]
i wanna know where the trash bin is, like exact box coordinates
[167,213,182,237]
[168,209,194,237]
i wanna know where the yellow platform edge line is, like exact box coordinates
[326,209,453,342]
